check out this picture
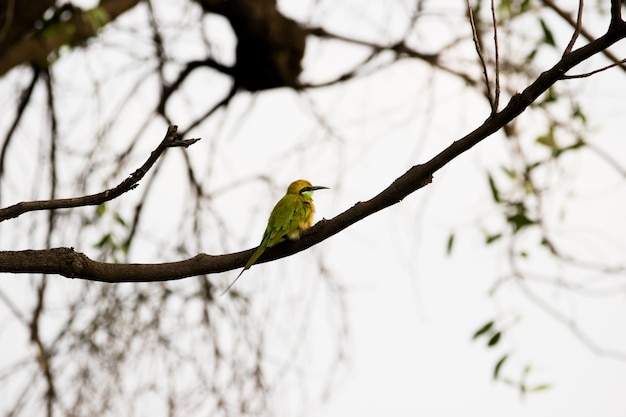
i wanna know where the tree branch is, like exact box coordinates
[0,0,142,76]
[29,278,56,416]
[563,0,584,55]
[0,65,41,183]
[0,125,200,222]
[467,0,496,112]
[1,19,626,284]
[542,0,626,73]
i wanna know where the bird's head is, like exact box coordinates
[287,179,329,196]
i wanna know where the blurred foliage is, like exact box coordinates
[472,319,551,395]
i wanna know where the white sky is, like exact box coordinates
[2,1,626,416]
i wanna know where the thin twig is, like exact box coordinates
[490,0,500,111]
[517,279,626,361]
[29,278,56,415]
[307,26,482,89]
[586,140,626,178]
[541,0,626,73]
[561,58,626,78]
[0,66,41,181]
[122,156,164,254]
[467,0,496,112]
[43,69,58,235]
[179,85,237,137]
[0,125,200,222]
[564,0,584,55]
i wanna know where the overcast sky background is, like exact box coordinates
[2,1,626,416]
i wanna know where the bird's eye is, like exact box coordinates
[300,187,312,194]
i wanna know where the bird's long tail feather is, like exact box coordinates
[220,245,267,296]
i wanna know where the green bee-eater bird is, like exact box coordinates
[221,179,329,295]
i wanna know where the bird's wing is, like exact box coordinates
[263,195,307,247]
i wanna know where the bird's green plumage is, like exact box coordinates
[221,179,328,295]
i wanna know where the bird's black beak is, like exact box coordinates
[311,186,330,191]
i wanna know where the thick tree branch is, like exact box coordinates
[1,17,625,284]
[0,0,54,52]
[0,125,200,222]
[0,0,141,76]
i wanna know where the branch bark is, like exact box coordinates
[0,125,200,222]
[0,0,141,76]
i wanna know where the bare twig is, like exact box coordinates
[157,58,234,117]
[122,157,164,253]
[43,68,58,234]
[0,286,28,323]
[0,66,41,183]
[490,0,500,111]
[562,57,626,78]
[307,26,483,89]
[0,125,200,222]
[517,279,626,361]
[586,140,626,178]
[179,85,237,137]
[466,0,496,112]
[29,278,56,416]
[307,27,439,63]
[542,0,626,73]
[564,0,584,55]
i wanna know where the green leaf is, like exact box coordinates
[572,104,587,124]
[494,354,508,379]
[554,139,586,157]
[539,18,556,47]
[446,232,455,255]
[485,233,502,245]
[507,203,537,233]
[540,237,558,255]
[519,0,531,13]
[114,213,126,226]
[96,203,106,217]
[487,173,501,203]
[570,138,586,149]
[487,331,502,347]
[500,165,517,180]
[472,0,482,16]
[84,6,110,32]
[498,0,512,17]
[94,232,112,248]
[526,160,542,172]
[531,384,552,392]
[536,128,557,150]
[120,242,130,254]
[540,86,558,103]
[507,213,535,232]
[473,321,495,339]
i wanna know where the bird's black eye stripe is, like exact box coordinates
[300,187,313,194]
